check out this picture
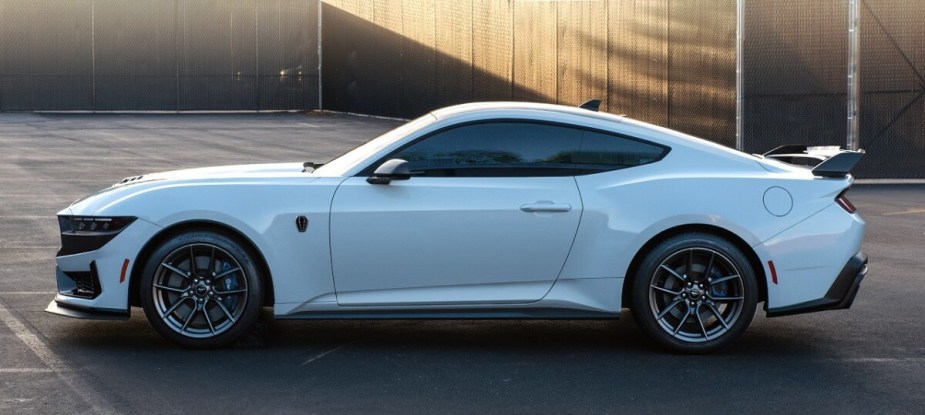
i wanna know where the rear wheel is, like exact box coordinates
[631,233,758,353]
[140,231,263,348]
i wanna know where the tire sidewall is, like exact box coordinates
[139,230,263,349]
[631,233,758,353]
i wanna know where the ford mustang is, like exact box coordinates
[47,101,868,352]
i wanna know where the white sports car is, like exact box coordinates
[47,101,867,352]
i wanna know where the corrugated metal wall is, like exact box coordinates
[743,0,924,178]
[0,0,320,111]
[321,0,737,147]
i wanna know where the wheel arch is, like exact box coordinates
[621,224,768,309]
[128,220,275,308]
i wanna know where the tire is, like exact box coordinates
[139,230,263,349]
[630,233,758,353]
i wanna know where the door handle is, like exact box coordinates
[520,202,572,213]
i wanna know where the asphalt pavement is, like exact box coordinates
[0,113,923,414]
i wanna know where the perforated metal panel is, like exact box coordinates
[743,0,849,153]
[434,0,473,105]
[322,0,736,145]
[667,0,736,148]
[0,0,319,111]
[512,0,556,102]
[556,0,607,108]
[0,0,94,110]
[258,0,320,110]
[470,0,513,102]
[856,0,925,178]
[94,0,177,110]
[742,0,923,177]
[607,1,669,125]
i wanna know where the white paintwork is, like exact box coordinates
[53,101,866,322]
[330,176,581,305]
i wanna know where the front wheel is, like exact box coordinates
[631,233,758,353]
[140,231,263,348]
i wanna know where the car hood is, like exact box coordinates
[112,162,307,187]
[63,162,318,216]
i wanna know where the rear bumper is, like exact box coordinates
[766,252,868,317]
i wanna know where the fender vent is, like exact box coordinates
[295,215,309,232]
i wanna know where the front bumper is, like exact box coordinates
[48,217,162,319]
[45,267,130,319]
[45,297,129,320]
[766,252,868,317]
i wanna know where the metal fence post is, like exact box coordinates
[847,0,861,150]
[736,0,744,151]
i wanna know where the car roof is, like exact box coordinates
[428,101,684,142]
[430,101,629,124]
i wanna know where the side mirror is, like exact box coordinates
[367,159,411,185]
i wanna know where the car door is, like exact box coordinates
[329,121,584,306]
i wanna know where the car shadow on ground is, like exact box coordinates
[47,307,833,360]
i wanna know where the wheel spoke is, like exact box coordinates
[709,274,740,286]
[215,299,236,324]
[650,285,681,296]
[672,307,693,335]
[180,306,197,332]
[709,295,744,302]
[189,245,197,274]
[154,284,186,294]
[208,246,216,274]
[686,249,694,279]
[695,306,709,339]
[203,300,216,334]
[213,267,242,281]
[704,252,715,280]
[656,299,684,320]
[214,288,247,295]
[161,263,190,279]
[659,264,686,282]
[706,303,731,330]
[161,297,190,320]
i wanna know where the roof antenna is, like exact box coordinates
[579,99,601,112]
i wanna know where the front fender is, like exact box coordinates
[67,178,344,311]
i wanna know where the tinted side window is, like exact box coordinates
[394,122,581,177]
[575,130,667,173]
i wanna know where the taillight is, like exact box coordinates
[836,190,857,213]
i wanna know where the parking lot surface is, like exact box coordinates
[0,113,923,414]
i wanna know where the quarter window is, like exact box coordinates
[575,130,667,172]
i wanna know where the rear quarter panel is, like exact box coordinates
[564,134,850,308]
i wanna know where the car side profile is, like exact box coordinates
[47,101,867,353]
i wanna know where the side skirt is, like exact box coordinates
[276,308,621,320]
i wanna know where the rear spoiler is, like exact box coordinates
[762,145,865,178]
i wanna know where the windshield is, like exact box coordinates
[312,113,437,176]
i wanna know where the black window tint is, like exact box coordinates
[394,122,581,177]
[576,130,666,171]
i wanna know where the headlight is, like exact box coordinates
[57,216,137,256]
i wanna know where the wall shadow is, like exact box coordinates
[321,0,736,145]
